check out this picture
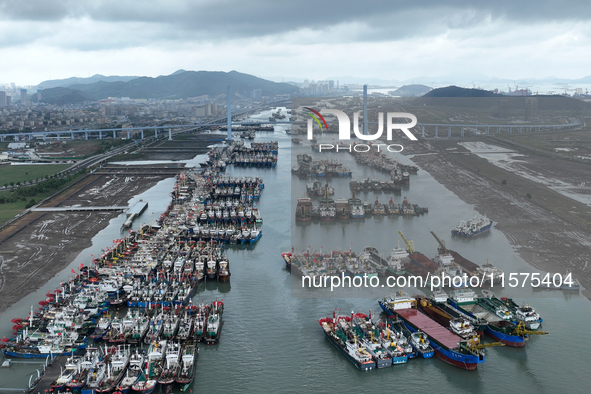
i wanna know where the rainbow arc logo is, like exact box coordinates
[304,107,328,133]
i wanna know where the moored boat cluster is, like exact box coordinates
[321,288,548,371]
[296,195,428,222]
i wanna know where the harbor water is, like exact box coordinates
[0,108,589,393]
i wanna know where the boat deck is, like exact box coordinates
[397,308,461,349]
[409,253,439,273]
[449,251,479,275]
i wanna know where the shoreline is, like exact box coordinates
[406,141,590,301]
[0,174,171,316]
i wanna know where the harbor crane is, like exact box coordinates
[430,231,449,254]
[397,231,415,254]
[512,321,549,337]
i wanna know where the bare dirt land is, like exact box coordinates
[408,139,591,300]
[0,173,169,315]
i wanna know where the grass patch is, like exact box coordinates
[0,170,86,225]
[0,164,70,187]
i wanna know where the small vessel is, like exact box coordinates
[451,216,493,237]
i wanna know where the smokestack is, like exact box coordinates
[227,85,232,141]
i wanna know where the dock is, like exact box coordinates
[31,206,128,212]
[0,355,64,394]
[122,199,149,228]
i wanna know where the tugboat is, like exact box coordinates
[409,331,435,358]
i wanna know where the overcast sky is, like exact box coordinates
[2,0,591,86]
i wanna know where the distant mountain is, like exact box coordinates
[389,84,432,97]
[422,86,503,98]
[39,70,301,104]
[36,74,139,89]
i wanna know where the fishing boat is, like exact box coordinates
[318,311,376,371]
[66,350,102,390]
[217,260,231,282]
[51,355,83,391]
[204,301,223,344]
[81,355,108,394]
[131,370,157,394]
[116,350,144,394]
[158,341,181,393]
[380,318,416,359]
[176,310,194,342]
[176,340,199,391]
[95,345,131,393]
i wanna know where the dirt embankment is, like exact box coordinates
[407,140,591,300]
[0,174,170,315]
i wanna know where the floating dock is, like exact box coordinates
[122,199,148,228]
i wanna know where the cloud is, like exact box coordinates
[1,1,591,84]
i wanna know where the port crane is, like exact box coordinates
[430,231,449,254]
[397,231,415,254]
[512,321,549,337]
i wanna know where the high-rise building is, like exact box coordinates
[6,96,11,107]
[20,89,27,104]
[525,97,537,121]
[0,91,6,107]
[328,80,334,90]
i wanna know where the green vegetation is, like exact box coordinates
[0,164,70,185]
[0,169,86,225]
[40,70,299,104]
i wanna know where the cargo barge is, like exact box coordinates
[447,289,526,347]
[379,292,485,370]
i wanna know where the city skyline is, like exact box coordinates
[1,1,591,85]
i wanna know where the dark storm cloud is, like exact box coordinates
[2,0,591,40]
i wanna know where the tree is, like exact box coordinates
[502,179,507,185]
[526,193,532,199]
